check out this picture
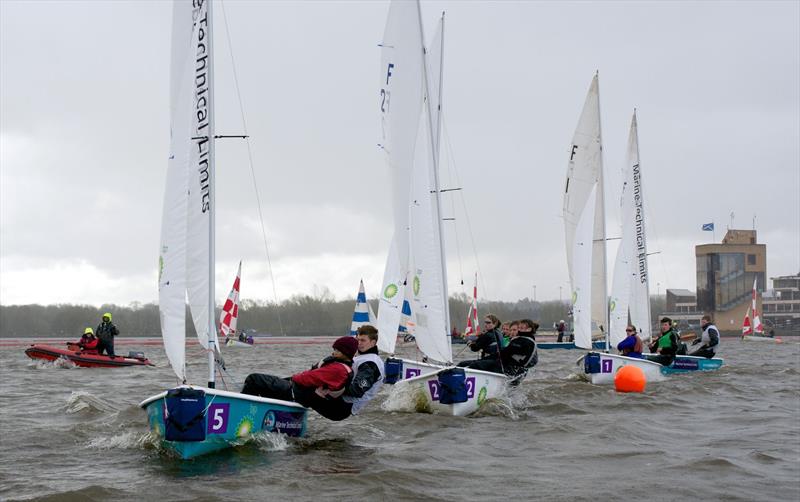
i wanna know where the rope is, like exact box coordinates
[220,0,286,337]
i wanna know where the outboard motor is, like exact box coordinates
[384,357,404,384]
[164,388,206,442]
[128,351,146,360]
[584,352,601,374]
[438,368,468,404]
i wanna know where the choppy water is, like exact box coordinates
[1,337,798,501]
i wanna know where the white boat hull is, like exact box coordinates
[742,335,782,343]
[388,367,508,416]
[225,338,254,348]
[576,352,667,385]
[384,356,446,384]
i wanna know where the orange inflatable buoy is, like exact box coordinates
[615,364,646,393]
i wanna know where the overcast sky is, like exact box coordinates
[1,0,798,308]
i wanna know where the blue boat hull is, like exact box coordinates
[660,355,724,375]
[140,386,307,459]
[538,340,606,350]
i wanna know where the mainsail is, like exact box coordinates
[609,111,651,346]
[751,278,764,334]
[219,261,241,338]
[350,279,376,335]
[563,74,608,339]
[464,273,480,338]
[742,307,753,335]
[572,185,598,350]
[376,0,424,355]
[377,2,451,364]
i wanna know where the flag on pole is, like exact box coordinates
[702,222,714,231]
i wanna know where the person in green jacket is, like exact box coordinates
[646,317,679,366]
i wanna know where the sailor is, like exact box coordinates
[457,314,505,372]
[306,325,385,421]
[617,325,644,358]
[77,327,99,354]
[95,312,119,358]
[241,336,357,405]
[556,320,566,343]
[689,314,720,359]
[500,319,539,383]
[646,317,680,366]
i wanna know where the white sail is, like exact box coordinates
[408,107,451,363]
[573,185,598,350]
[184,0,216,350]
[426,13,444,159]
[610,111,650,345]
[564,74,608,335]
[158,0,199,381]
[376,0,425,354]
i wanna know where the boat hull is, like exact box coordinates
[384,357,446,384]
[538,340,606,350]
[391,367,508,416]
[660,355,724,374]
[742,335,782,343]
[140,385,307,459]
[25,344,153,368]
[224,338,254,348]
[577,352,667,385]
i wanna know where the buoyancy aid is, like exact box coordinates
[343,352,385,414]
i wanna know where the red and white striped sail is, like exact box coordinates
[464,273,480,337]
[219,261,241,338]
[751,278,763,334]
[742,306,752,335]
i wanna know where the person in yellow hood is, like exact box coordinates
[96,312,120,358]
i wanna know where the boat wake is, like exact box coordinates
[64,390,118,414]
[85,430,146,451]
[29,357,76,370]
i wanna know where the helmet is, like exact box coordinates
[84,327,94,335]
[103,312,112,321]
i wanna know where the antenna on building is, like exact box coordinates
[729,211,735,229]
[753,214,756,231]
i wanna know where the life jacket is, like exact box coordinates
[343,352,385,414]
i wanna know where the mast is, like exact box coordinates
[416,3,451,340]
[206,0,217,388]
[595,72,610,352]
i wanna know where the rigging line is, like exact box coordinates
[441,121,465,293]
[442,117,490,300]
[220,0,285,336]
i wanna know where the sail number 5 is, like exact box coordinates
[207,403,230,434]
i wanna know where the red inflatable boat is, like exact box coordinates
[25,343,154,368]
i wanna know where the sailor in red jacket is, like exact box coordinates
[241,336,358,407]
[77,327,99,354]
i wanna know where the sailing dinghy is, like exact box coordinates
[742,278,782,343]
[566,85,668,384]
[377,1,508,415]
[221,262,253,347]
[139,0,306,459]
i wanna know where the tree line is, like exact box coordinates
[0,293,667,338]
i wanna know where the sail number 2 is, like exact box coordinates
[428,377,476,402]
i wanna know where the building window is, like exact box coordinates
[748,254,756,265]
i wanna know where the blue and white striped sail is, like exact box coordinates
[350,280,376,335]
